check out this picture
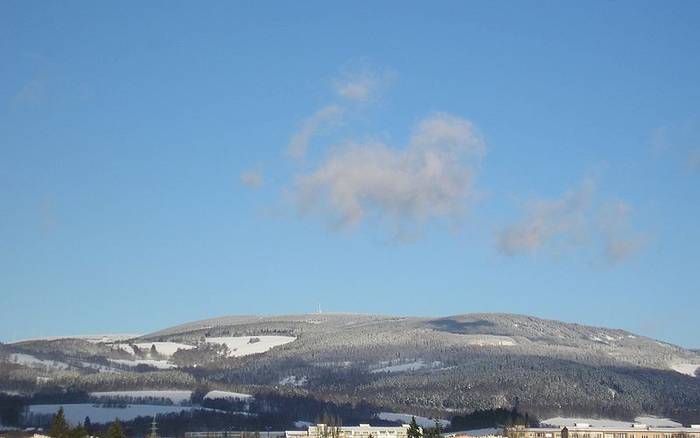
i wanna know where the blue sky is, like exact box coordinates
[1,1,699,347]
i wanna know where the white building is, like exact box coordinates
[298,423,416,438]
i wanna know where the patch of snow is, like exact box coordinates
[0,425,21,432]
[90,391,192,404]
[372,360,436,374]
[670,363,700,377]
[295,421,313,428]
[458,335,516,347]
[107,358,177,369]
[204,336,296,357]
[9,353,70,370]
[26,404,199,425]
[133,342,195,357]
[204,390,252,400]
[114,344,135,355]
[377,412,450,428]
[279,376,308,386]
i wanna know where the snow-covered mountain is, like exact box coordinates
[2,313,699,421]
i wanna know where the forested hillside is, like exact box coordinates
[2,313,699,423]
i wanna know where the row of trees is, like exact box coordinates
[48,407,126,438]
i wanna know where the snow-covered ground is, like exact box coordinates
[9,353,70,370]
[107,358,177,370]
[458,335,517,347]
[670,363,700,377]
[541,417,683,428]
[205,336,296,357]
[377,412,450,428]
[132,342,196,357]
[27,404,200,425]
[279,375,308,386]
[204,390,252,400]
[295,421,313,428]
[90,391,193,404]
[371,360,443,374]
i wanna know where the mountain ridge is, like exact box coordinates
[2,312,699,422]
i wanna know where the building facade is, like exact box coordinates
[506,424,700,438]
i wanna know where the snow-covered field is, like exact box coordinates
[133,342,196,357]
[458,335,517,347]
[205,336,296,357]
[377,412,450,428]
[9,353,70,370]
[90,391,193,404]
[27,404,199,425]
[541,417,683,428]
[670,363,700,377]
[279,375,308,386]
[204,390,252,400]
[371,360,443,374]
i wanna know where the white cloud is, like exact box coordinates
[293,113,484,234]
[599,201,645,263]
[496,179,644,263]
[287,105,344,160]
[333,66,394,102]
[240,169,264,188]
[496,180,594,256]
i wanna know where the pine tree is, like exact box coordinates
[407,417,422,438]
[49,407,71,438]
[424,419,442,438]
[70,424,88,438]
[106,418,126,438]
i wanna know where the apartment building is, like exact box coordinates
[302,424,414,438]
[506,424,700,438]
[186,424,416,438]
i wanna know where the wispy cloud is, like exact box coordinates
[598,201,645,263]
[293,113,484,236]
[240,169,264,188]
[333,65,394,103]
[496,179,644,263]
[287,105,344,160]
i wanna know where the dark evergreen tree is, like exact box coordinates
[49,407,71,438]
[424,419,441,438]
[106,418,126,438]
[407,417,422,438]
[70,424,88,438]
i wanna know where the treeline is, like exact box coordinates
[45,407,126,438]
[0,393,26,426]
[450,408,537,430]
